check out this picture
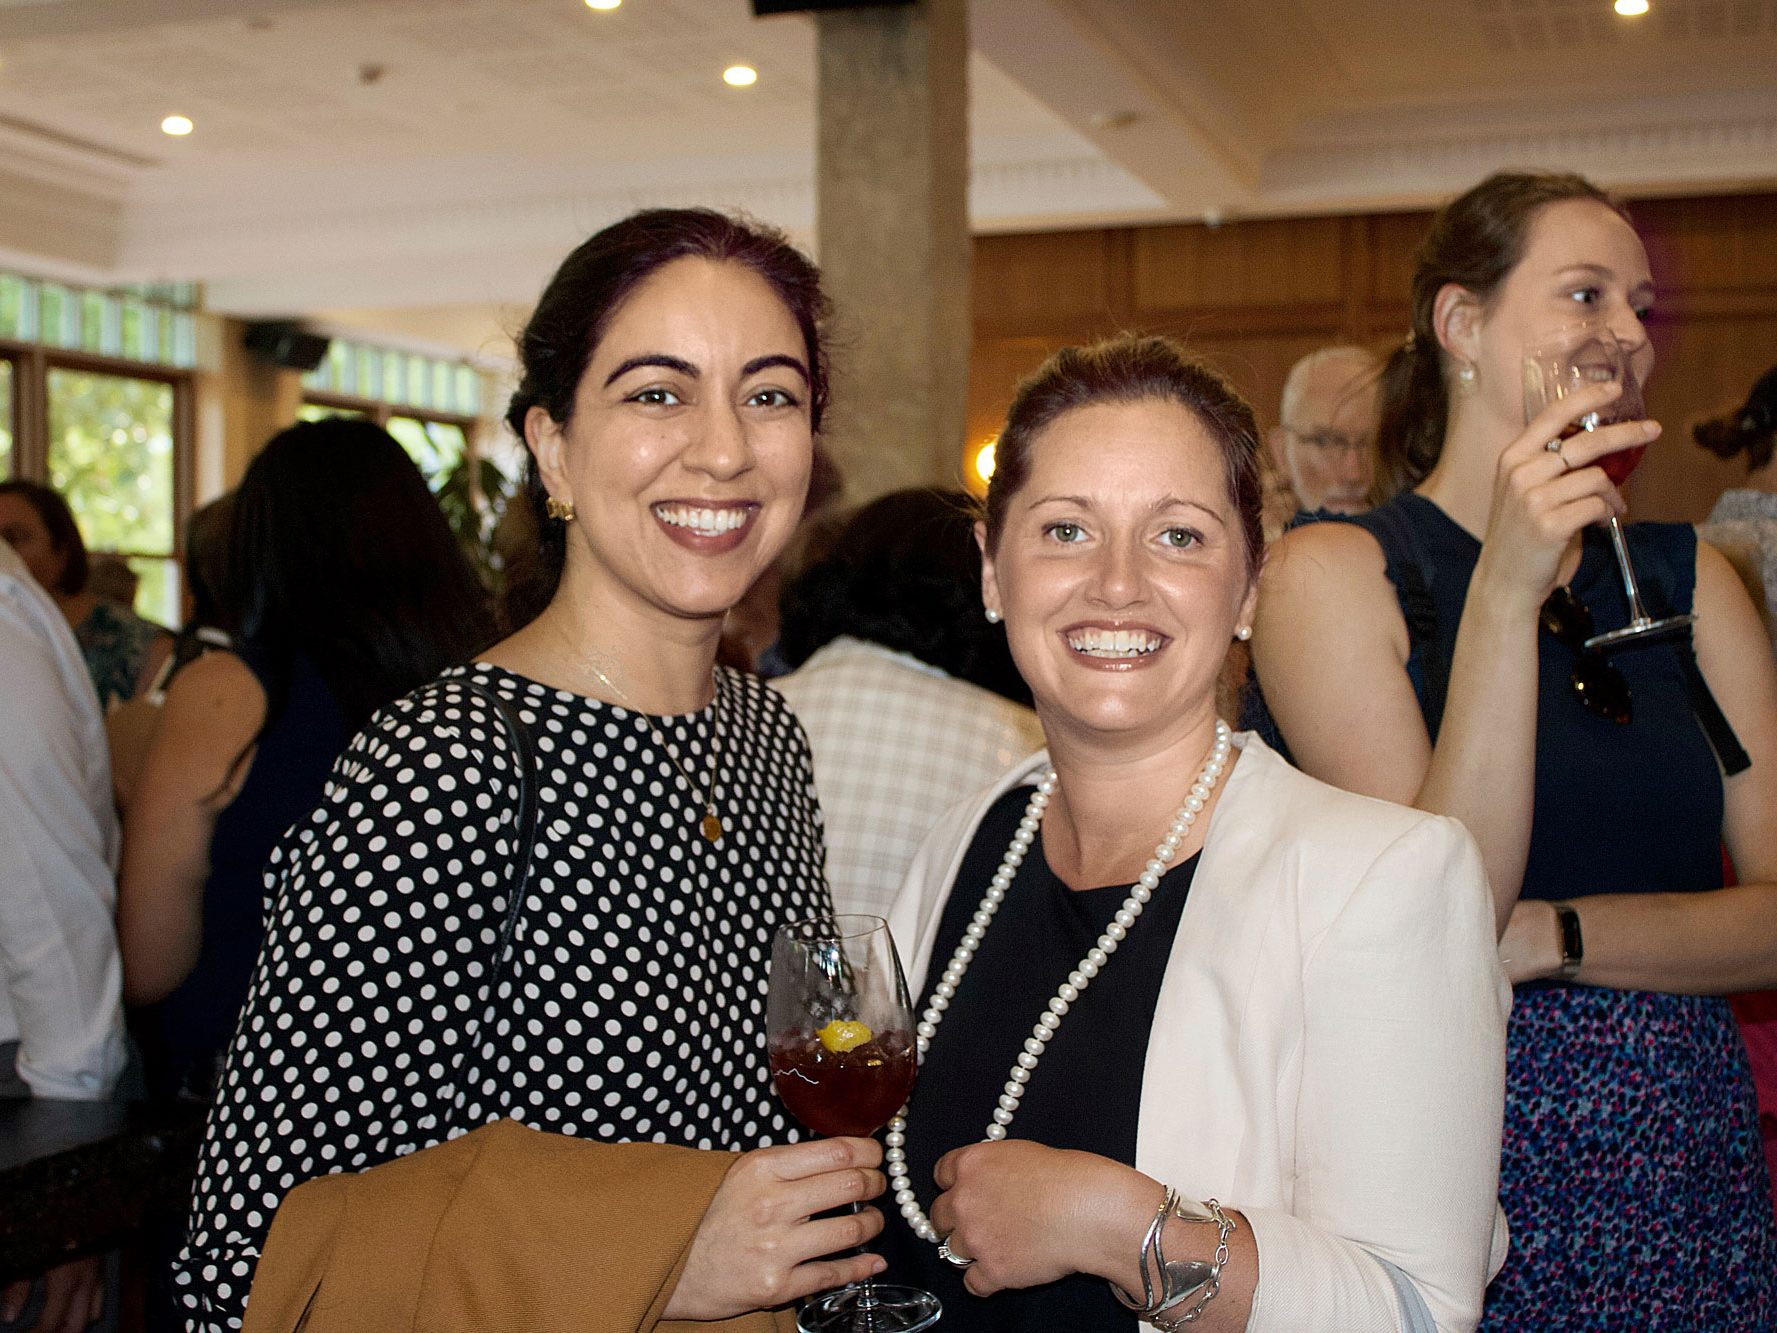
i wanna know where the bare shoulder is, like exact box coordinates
[158,650,266,739]
[1256,519,1408,661]
[1263,519,1390,599]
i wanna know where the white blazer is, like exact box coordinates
[888,733,1509,1333]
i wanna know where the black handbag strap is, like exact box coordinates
[1636,572,1753,777]
[451,680,539,1092]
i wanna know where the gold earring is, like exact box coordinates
[545,496,576,522]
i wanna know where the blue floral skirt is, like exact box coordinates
[1482,986,1777,1330]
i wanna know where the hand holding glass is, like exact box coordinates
[1522,324,1691,648]
[768,915,939,1333]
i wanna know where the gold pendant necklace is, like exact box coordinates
[583,655,724,843]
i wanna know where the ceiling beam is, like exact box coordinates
[971,0,1255,218]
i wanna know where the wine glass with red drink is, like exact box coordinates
[1523,323,1693,648]
[768,915,939,1333]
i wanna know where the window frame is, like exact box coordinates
[1,338,196,613]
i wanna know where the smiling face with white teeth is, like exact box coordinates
[980,397,1258,749]
[530,255,814,635]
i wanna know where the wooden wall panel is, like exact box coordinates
[1131,215,1346,314]
[969,191,1777,521]
[1636,195,1777,299]
[972,230,1122,337]
[1634,311,1777,522]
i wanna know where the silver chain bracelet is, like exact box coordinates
[1111,1186,1237,1328]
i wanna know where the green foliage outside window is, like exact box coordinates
[47,369,178,623]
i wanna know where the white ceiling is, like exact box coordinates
[0,0,1768,358]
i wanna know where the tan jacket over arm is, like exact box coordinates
[242,1118,798,1333]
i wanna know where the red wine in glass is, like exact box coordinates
[1549,419,1645,488]
[768,915,940,1333]
[770,1028,917,1138]
[1524,324,1692,649]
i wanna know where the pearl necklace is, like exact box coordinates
[886,719,1233,1244]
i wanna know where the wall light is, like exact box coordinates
[974,439,997,486]
[723,64,758,87]
[161,114,194,137]
[1614,0,1649,14]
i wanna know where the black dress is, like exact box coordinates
[878,786,1199,1332]
[141,648,348,1103]
[172,663,832,1331]
[1327,495,1776,1328]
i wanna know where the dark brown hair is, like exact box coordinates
[1694,365,1777,473]
[1372,172,1630,502]
[0,479,88,595]
[982,334,1264,579]
[502,207,831,628]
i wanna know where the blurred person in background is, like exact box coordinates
[772,487,1043,918]
[0,480,171,708]
[0,536,126,1333]
[1696,364,1777,1202]
[83,554,139,610]
[107,493,238,808]
[1698,364,1777,648]
[1265,345,1382,528]
[116,419,493,1106]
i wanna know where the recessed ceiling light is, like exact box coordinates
[161,114,194,137]
[1614,0,1649,14]
[723,64,758,87]
[585,0,620,10]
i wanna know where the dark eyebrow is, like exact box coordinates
[603,353,697,387]
[743,353,809,383]
[601,352,809,388]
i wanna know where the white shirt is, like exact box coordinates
[0,540,125,1099]
[772,637,1044,920]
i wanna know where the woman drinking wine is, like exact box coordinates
[1253,172,1777,1326]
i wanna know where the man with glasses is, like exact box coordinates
[1267,346,1382,527]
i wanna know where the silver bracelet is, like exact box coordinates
[1111,1186,1236,1328]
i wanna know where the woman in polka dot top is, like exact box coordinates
[172,210,891,1328]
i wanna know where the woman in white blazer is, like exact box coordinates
[876,335,1508,1333]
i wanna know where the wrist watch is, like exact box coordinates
[1550,900,1583,982]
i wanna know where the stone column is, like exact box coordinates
[815,0,971,503]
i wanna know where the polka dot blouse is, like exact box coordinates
[171,663,832,1330]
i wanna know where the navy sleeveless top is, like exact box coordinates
[1342,493,1723,903]
[147,647,349,1100]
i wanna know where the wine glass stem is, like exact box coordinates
[1605,516,1653,626]
[847,1201,883,1316]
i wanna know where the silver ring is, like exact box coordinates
[1544,437,1570,471]
[937,1234,975,1268]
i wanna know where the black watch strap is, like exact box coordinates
[1551,900,1583,982]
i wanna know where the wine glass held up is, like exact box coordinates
[768,915,940,1333]
[1522,323,1693,649]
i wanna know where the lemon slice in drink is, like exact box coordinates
[817,1019,872,1053]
